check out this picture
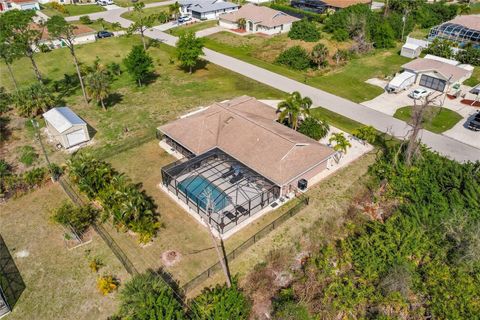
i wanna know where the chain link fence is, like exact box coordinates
[182,195,310,293]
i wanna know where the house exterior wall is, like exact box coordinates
[37,34,96,50]
[45,121,90,148]
[220,19,292,34]
[10,1,40,10]
[281,160,328,195]
[192,7,237,20]
[219,19,237,29]
[400,46,421,59]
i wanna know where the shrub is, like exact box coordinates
[89,257,104,273]
[456,46,480,66]
[276,46,311,70]
[188,278,250,319]
[332,29,349,41]
[52,201,98,234]
[23,167,47,187]
[38,43,51,53]
[18,145,38,166]
[79,15,93,25]
[288,19,321,42]
[352,125,377,144]
[333,49,351,65]
[298,117,330,140]
[424,38,454,59]
[106,62,122,76]
[118,271,185,319]
[50,2,68,14]
[97,275,119,295]
[270,3,324,22]
[371,22,396,49]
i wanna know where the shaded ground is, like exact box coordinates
[0,184,128,320]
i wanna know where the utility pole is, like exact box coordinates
[31,119,57,181]
[204,190,231,288]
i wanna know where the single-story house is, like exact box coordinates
[428,15,480,48]
[0,0,39,11]
[43,107,90,149]
[159,96,335,235]
[219,4,300,35]
[399,55,473,92]
[291,0,371,14]
[32,23,96,50]
[179,0,238,20]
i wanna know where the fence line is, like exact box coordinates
[57,177,138,276]
[181,195,310,293]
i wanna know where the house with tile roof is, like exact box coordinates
[179,0,238,20]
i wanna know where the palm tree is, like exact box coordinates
[111,22,122,31]
[237,18,246,30]
[85,62,111,111]
[12,83,55,117]
[277,91,312,130]
[310,43,329,69]
[168,2,181,20]
[329,132,352,157]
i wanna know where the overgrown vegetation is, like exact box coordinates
[67,153,159,243]
[288,19,321,42]
[51,201,98,234]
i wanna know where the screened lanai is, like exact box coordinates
[161,148,280,234]
[429,22,480,48]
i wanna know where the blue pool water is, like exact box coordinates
[178,175,229,212]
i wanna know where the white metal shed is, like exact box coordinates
[401,43,422,59]
[43,107,90,149]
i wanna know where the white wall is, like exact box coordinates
[11,1,40,10]
[219,19,237,29]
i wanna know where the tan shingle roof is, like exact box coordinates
[30,23,96,41]
[219,4,299,28]
[402,58,470,83]
[159,96,335,185]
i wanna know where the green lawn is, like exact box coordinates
[114,0,169,7]
[120,6,169,23]
[310,107,365,133]
[1,35,284,167]
[41,4,105,17]
[469,2,480,14]
[70,20,124,32]
[394,106,462,133]
[204,32,409,103]
[169,20,218,36]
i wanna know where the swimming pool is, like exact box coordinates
[178,175,229,212]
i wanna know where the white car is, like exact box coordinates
[409,88,430,99]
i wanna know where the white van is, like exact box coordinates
[97,0,114,6]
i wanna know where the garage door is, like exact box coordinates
[419,75,446,92]
[66,129,87,147]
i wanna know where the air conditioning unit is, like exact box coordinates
[298,179,308,191]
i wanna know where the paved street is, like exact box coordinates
[52,5,480,162]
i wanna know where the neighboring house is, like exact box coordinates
[389,54,473,93]
[0,0,40,11]
[428,15,480,48]
[179,0,238,20]
[219,4,300,35]
[43,107,90,149]
[31,23,96,50]
[291,0,371,14]
[159,96,335,235]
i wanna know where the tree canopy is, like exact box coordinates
[176,31,204,74]
[123,45,154,86]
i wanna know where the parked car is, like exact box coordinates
[178,16,192,24]
[467,112,480,131]
[409,88,430,99]
[97,0,113,6]
[97,30,114,39]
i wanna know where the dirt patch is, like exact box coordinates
[162,250,182,267]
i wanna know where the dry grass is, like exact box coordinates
[187,152,376,297]
[0,183,129,320]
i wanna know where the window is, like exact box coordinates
[419,75,446,92]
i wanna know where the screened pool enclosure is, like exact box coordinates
[428,22,480,48]
[161,149,280,234]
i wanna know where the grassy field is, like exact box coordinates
[70,20,124,32]
[114,0,168,7]
[203,32,409,103]
[120,6,169,23]
[169,20,218,36]
[394,106,463,133]
[41,4,105,17]
[0,184,129,320]
[1,35,284,171]
[311,106,365,133]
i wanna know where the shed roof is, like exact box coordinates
[43,107,86,133]
[219,4,299,28]
[159,96,335,186]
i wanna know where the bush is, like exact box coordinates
[50,2,68,14]
[456,46,480,66]
[189,278,250,320]
[298,117,330,140]
[38,43,52,53]
[352,125,377,144]
[288,19,321,42]
[118,271,185,319]
[276,46,311,70]
[371,22,396,49]
[23,167,47,187]
[18,145,38,166]
[97,275,119,295]
[332,29,349,41]
[269,3,324,22]
[52,201,98,234]
[424,38,454,59]
[79,15,93,25]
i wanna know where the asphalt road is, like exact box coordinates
[54,5,480,162]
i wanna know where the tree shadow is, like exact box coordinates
[150,268,184,300]
[51,73,81,98]
[0,116,12,142]
[141,72,159,86]
[0,234,26,311]
[104,92,123,108]
[177,59,209,74]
